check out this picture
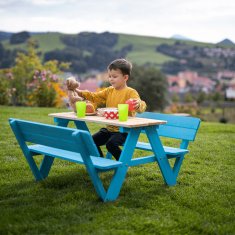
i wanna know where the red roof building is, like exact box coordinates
[167,71,215,93]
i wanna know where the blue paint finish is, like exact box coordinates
[137,112,201,141]
[9,118,123,201]
[104,127,142,201]
[9,119,44,181]
[74,120,89,132]
[9,111,200,202]
[54,117,69,127]
[136,112,201,183]
[39,155,55,179]
[145,125,177,186]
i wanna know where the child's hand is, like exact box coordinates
[126,98,141,111]
[132,99,141,110]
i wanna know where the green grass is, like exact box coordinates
[1,106,234,234]
[2,32,66,55]
[116,34,176,65]
[32,33,66,53]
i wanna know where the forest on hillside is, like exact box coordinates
[0,31,235,78]
[0,32,132,73]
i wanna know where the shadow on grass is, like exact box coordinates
[0,166,171,207]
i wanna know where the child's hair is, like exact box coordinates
[107,58,132,76]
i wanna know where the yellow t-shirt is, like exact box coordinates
[81,86,147,132]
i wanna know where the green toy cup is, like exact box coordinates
[118,104,128,122]
[76,101,86,118]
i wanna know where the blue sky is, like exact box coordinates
[0,0,235,43]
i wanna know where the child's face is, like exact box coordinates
[108,69,128,90]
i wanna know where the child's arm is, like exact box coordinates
[76,88,109,107]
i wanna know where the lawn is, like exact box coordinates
[2,32,66,57]
[0,106,234,235]
[115,34,176,66]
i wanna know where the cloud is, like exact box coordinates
[0,0,235,43]
[29,0,77,6]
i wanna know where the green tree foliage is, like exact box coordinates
[11,40,42,105]
[1,39,69,107]
[129,65,169,111]
[210,91,224,102]
[184,92,194,103]
[172,93,180,102]
[44,32,132,73]
[0,42,19,68]
[10,31,30,44]
[0,70,12,105]
[32,75,56,107]
[196,91,207,104]
[61,31,118,49]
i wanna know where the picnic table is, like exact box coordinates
[9,111,200,202]
[48,112,176,200]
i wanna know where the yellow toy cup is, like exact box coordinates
[118,104,128,122]
[76,101,86,118]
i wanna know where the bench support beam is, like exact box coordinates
[145,126,177,186]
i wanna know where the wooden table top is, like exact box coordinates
[49,112,167,128]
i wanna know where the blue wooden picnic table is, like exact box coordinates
[9,112,200,202]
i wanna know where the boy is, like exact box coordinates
[77,58,146,160]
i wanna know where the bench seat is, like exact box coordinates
[136,142,189,157]
[29,144,122,170]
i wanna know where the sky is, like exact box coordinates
[0,0,235,43]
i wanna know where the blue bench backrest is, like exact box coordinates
[9,118,100,157]
[136,112,201,141]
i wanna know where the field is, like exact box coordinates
[199,106,235,124]
[2,32,66,55]
[0,106,234,234]
[115,34,176,65]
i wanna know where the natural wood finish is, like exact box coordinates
[48,112,167,128]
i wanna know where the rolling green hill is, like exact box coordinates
[1,31,215,67]
[2,32,66,54]
[115,33,176,66]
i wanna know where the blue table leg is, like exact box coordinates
[54,117,69,127]
[74,120,89,132]
[145,126,176,186]
[104,127,141,201]
[53,118,89,132]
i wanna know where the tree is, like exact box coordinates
[11,39,42,105]
[4,39,69,107]
[196,91,207,104]
[0,70,12,105]
[10,31,30,44]
[184,93,194,103]
[129,65,169,111]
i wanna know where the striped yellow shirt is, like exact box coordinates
[81,86,147,132]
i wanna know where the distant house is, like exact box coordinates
[225,88,235,99]
[225,78,235,99]
[167,71,215,93]
[217,71,235,84]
